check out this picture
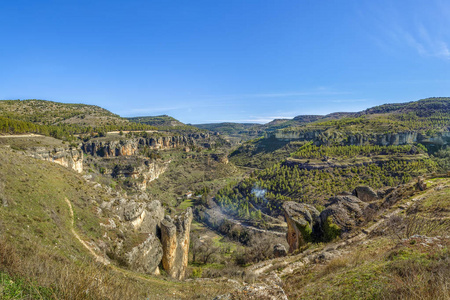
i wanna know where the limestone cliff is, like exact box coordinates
[82,133,211,157]
[111,159,170,191]
[160,208,193,280]
[125,234,163,275]
[26,147,83,173]
[273,130,450,147]
[98,191,193,279]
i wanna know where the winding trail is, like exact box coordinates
[64,197,110,265]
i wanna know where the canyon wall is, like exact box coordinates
[26,147,83,173]
[82,133,211,157]
[274,130,450,147]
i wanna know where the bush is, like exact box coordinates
[322,217,341,241]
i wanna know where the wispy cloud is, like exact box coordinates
[363,1,450,60]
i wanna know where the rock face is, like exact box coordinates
[100,196,193,278]
[118,199,165,233]
[282,202,319,253]
[112,159,170,191]
[125,234,163,275]
[319,195,368,234]
[26,147,83,173]
[160,208,193,280]
[273,130,450,147]
[353,186,379,202]
[283,192,377,252]
[82,133,211,157]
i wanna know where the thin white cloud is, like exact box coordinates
[362,1,450,60]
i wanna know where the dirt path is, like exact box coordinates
[0,134,45,138]
[64,198,110,265]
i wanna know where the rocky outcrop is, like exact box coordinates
[211,153,229,164]
[26,147,83,173]
[273,130,450,147]
[282,202,319,253]
[125,234,163,275]
[82,133,211,157]
[117,199,165,233]
[283,193,375,252]
[274,130,323,141]
[352,186,379,202]
[112,159,170,191]
[319,195,368,235]
[160,208,193,280]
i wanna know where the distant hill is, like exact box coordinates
[0,99,155,139]
[359,97,450,117]
[229,97,450,169]
[194,122,261,135]
[0,99,127,127]
[127,115,185,127]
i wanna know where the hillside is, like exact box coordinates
[0,97,449,299]
[193,122,261,136]
[0,145,243,299]
[0,99,157,140]
[128,115,185,127]
[0,99,125,126]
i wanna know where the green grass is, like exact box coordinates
[0,148,238,299]
[178,199,194,210]
[285,236,450,299]
[0,272,54,300]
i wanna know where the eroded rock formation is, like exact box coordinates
[160,208,193,280]
[319,195,368,234]
[283,192,377,252]
[82,133,211,157]
[125,234,163,275]
[352,186,379,202]
[26,147,83,173]
[282,202,319,253]
[112,159,170,191]
[273,130,450,147]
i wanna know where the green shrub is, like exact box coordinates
[323,217,341,241]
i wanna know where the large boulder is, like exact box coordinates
[125,234,163,275]
[139,200,165,235]
[319,195,368,237]
[160,208,193,280]
[282,202,320,253]
[123,201,145,221]
[352,186,378,202]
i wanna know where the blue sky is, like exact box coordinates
[1,0,450,124]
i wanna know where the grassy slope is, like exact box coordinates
[283,177,450,299]
[0,149,233,299]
